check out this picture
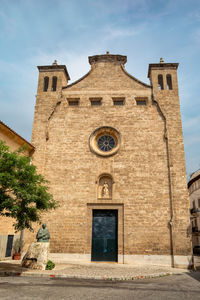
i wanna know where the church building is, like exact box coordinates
[27,53,192,268]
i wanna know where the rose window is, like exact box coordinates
[97,135,116,152]
[89,127,121,157]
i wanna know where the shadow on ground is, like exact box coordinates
[0,261,27,273]
[185,270,200,282]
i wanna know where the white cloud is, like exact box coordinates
[184,134,200,148]
[192,27,200,47]
[189,10,200,21]
[102,24,146,40]
[183,115,200,131]
[0,8,19,38]
[28,50,91,83]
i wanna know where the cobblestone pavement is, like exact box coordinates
[0,260,189,280]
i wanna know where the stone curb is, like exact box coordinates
[0,271,177,281]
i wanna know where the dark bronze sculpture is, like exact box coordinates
[36,224,50,242]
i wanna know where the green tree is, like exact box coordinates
[0,140,56,233]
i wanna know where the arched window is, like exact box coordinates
[166,74,172,90]
[51,76,57,91]
[158,74,164,90]
[43,76,49,92]
[98,174,113,199]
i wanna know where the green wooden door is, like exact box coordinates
[91,210,118,262]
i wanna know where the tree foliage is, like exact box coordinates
[0,140,56,231]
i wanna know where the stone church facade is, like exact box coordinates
[27,53,192,268]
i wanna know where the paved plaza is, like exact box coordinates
[0,260,190,280]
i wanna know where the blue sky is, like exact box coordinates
[0,0,200,177]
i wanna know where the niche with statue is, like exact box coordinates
[98,174,113,199]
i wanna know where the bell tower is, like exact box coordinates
[148,59,191,259]
[36,60,70,95]
[148,58,179,107]
[31,61,70,172]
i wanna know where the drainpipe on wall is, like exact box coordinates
[152,96,175,268]
[165,135,175,268]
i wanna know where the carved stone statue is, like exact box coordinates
[102,181,109,198]
[36,224,50,242]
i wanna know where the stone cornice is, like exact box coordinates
[148,63,179,78]
[37,65,70,80]
[89,54,127,65]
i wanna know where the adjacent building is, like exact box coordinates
[188,169,200,251]
[25,53,191,268]
[0,121,34,259]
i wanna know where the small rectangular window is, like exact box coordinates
[158,74,164,90]
[90,98,102,106]
[51,76,57,91]
[166,74,172,90]
[43,76,49,92]
[113,98,125,106]
[67,98,79,106]
[136,98,147,106]
[136,100,146,105]
[198,199,200,208]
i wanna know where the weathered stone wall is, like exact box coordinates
[26,55,191,261]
